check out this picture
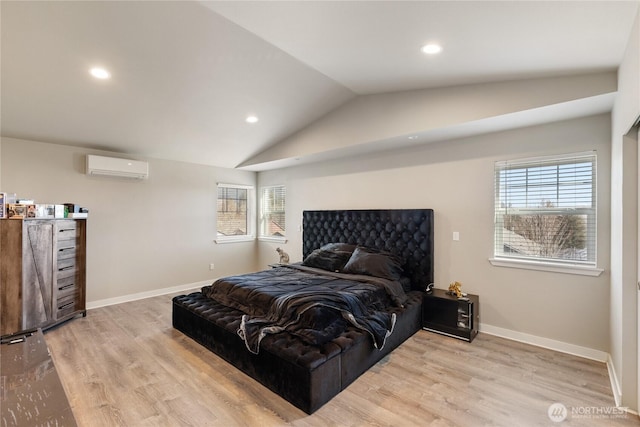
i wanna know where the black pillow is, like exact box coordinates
[342,247,404,281]
[318,242,357,253]
[302,243,355,272]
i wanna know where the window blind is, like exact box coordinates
[260,186,286,238]
[494,152,596,265]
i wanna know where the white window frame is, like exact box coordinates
[259,185,287,243]
[215,183,255,244]
[489,151,603,276]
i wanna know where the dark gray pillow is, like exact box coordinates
[318,242,357,253]
[342,247,404,281]
[302,243,355,272]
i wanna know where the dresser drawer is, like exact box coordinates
[56,222,77,242]
[56,259,76,279]
[57,276,79,299]
[57,245,77,261]
[56,295,78,318]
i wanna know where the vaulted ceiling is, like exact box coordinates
[1,1,638,170]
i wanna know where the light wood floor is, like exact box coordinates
[45,292,639,427]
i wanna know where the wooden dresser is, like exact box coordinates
[0,219,86,336]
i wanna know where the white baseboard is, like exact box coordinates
[480,323,625,410]
[606,353,623,407]
[86,279,213,310]
[480,323,609,362]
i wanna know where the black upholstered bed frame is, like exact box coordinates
[172,209,434,413]
[302,209,434,290]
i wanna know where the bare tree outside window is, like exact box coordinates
[504,201,587,261]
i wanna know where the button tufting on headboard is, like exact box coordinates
[302,209,434,291]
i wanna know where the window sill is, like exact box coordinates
[258,236,288,244]
[488,257,604,277]
[215,236,255,244]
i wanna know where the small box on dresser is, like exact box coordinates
[0,193,5,218]
[422,288,479,342]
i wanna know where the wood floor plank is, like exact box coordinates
[45,292,639,426]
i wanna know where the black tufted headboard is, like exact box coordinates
[302,209,434,291]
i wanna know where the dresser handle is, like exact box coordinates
[58,301,74,310]
[58,266,74,271]
[59,283,75,291]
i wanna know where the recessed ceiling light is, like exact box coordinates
[421,44,442,55]
[90,67,111,79]
[408,135,419,140]
[246,115,259,124]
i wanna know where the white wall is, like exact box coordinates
[610,7,640,410]
[259,114,612,353]
[0,138,259,305]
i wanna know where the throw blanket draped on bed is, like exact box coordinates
[201,265,406,354]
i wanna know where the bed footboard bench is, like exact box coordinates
[172,290,422,414]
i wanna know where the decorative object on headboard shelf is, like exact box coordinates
[276,247,290,264]
[448,281,463,298]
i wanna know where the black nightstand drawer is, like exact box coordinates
[422,288,479,342]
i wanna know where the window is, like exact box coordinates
[216,183,255,243]
[260,185,286,241]
[492,152,599,274]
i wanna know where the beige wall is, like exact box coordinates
[0,138,258,305]
[259,114,612,353]
[610,7,640,410]
[0,113,616,363]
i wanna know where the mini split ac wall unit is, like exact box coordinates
[86,155,149,179]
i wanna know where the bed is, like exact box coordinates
[172,209,434,413]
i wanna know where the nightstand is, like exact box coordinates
[422,288,479,342]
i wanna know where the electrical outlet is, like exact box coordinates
[453,232,460,241]
[209,263,215,271]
